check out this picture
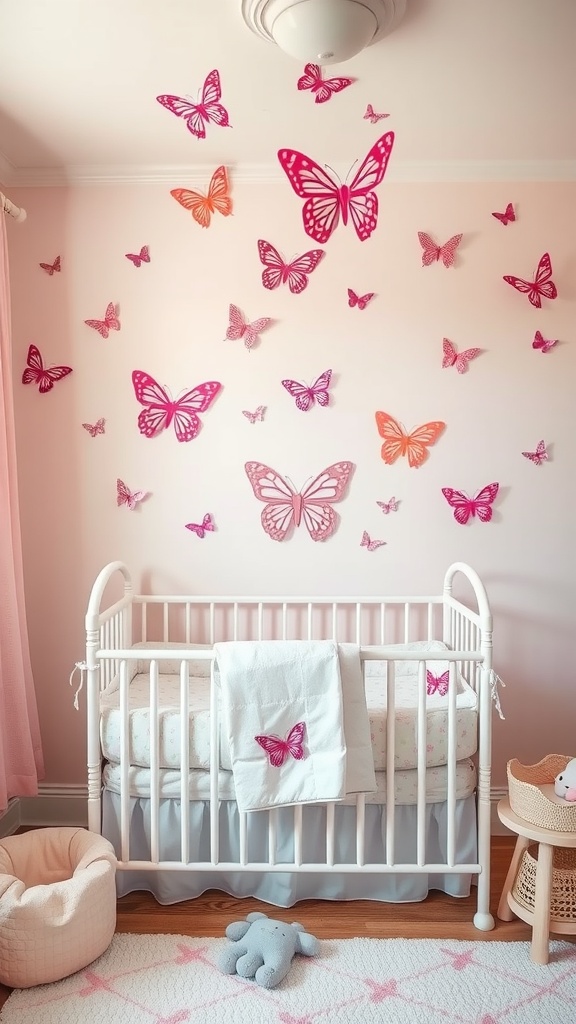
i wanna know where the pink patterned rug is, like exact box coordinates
[2,933,576,1023]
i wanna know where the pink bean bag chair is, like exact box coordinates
[0,827,117,988]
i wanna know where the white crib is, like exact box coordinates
[84,560,495,930]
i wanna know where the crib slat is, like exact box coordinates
[403,603,410,643]
[282,603,287,640]
[356,794,366,867]
[380,603,386,643]
[332,603,337,640]
[385,660,396,865]
[258,602,263,640]
[446,662,457,866]
[180,661,190,863]
[326,803,335,866]
[209,661,220,864]
[150,661,160,863]
[239,812,248,866]
[307,603,312,640]
[268,810,277,866]
[294,805,303,867]
[209,603,215,645]
[119,659,130,862]
[355,604,361,645]
[416,662,427,866]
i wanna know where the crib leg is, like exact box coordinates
[473,777,495,931]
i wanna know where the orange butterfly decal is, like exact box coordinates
[375,411,445,469]
[170,165,232,228]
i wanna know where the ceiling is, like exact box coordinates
[1,0,575,185]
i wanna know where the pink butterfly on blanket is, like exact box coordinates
[426,670,449,696]
[255,722,306,767]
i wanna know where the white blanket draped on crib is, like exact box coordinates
[214,640,376,812]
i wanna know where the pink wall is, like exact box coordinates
[6,181,575,788]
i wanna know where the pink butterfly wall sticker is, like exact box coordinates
[503,252,557,308]
[22,344,72,393]
[258,240,325,294]
[377,497,398,514]
[492,202,515,225]
[418,232,463,268]
[125,245,150,267]
[242,405,266,424]
[277,131,395,243]
[226,304,273,350]
[117,479,148,510]
[532,330,557,353]
[522,440,548,465]
[442,338,481,373]
[442,483,499,524]
[360,530,386,552]
[185,513,215,538]
[39,255,61,275]
[132,370,222,442]
[84,302,120,338]
[82,417,106,437]
[245,460,354,542]
[297,63,353,103]
[156,69,231,138]
[427,670,449,696]
[363,103,389,123]
[255,722,306,767]
[348,288,374,310]
[282,369,332,411]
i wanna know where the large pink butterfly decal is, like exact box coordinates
[360,530,386,552]
[117,479,148,510]
[82,417,105,437]
[282,369,332,412]
[22,344,72,393]
[364,103,389,124]
[297,63,353,104]
[242,405,266,424]
[255,722,306,768]
[125,245,150,267]
[156,69,230,139]
[185,513,214,538]
[427,670,449,696]
[418,232,463,268]
[377,497,398,514]
[39,255,61,275]
[442,483,499,525]
[503,252,557,309]
[226,303,272,350]
[532,330,557,353]
[245,460,354,542]
[492,202,515,226]
[84,302,120,338]
[258,240,325,294]
[278,131,395,244]
[442,338,481,374]
[131,370,222,442]
[348,288,374,310]
[522,440,548,466]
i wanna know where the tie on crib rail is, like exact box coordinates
[69,661,88,710]
[489,670,506,720]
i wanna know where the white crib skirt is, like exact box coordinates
[103,792,478,907]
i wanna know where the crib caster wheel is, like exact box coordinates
[473,911,495,931]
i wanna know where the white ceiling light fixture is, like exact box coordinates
[241,0,407,66]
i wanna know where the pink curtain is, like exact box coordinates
[0,210,44,811]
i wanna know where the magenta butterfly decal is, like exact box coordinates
[125,245,150,267]
[255,721,306,768]
[522,440,548,466]
[427,670,449,696]
[185,513,214,538]
[418,232,462,268]
[84,302,120,338]
[242,405,266,424]
[22,344,72,393]
[258,240,325,294]
[297,63,353,104]
[117,479,148,510]
[245,460,354,542]
[364,103,389,123]
[348,288,374,310]
[82,417,106,437]
[532,330,557,353]
[131,370,222,442]
[226,303,272,350]
[442,483,499,525]
[39,255,61,275]
[377,497,398,514]
[277,131,395,244]
[360,530,386,552]
[156,69,230,139]
[492,202,515,226]
[442,338,481,374]
[503,252,557,309]
[282,369,332,412]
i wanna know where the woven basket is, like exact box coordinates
[507,755,576,831]
[512,845,576,922]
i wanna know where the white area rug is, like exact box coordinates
[2,933,576,1023]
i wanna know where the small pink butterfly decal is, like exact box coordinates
[255,722,306,767]
[348,288,374,310]
[427,670,449,696]
[132,371,222,442]
[258,240,325,294]
[282,369,332,411]
[492,202,515,226]
[125,245,150,267]
[82,417,106,437]
[361,530,386,552]
[242,405,266,424]
[532,330,557,353]
[117,479,148,510]
[364,103,389,123]
[22,344,72,393]
[245,461,354,542]
[185,513,214,538]
[522,440,548,465]
[442,483,499,525]
[418,232,463,268]
[84,302,120,338]
[156,69,231,139]
[297,63,353,103]
[39,255,61,275]
[226,304,272,350]
[377,497,398,514]
[503,252,557,309]
[442,338,481,373]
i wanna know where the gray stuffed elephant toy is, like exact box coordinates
[218,911,319,988]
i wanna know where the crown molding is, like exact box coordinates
[0,148,17,186]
